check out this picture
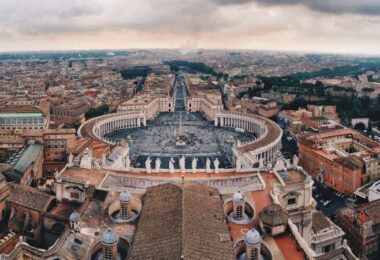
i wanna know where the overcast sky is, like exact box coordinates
[1,0,380,55]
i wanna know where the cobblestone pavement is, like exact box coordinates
[105,76,255,169]
[106,112,255,169]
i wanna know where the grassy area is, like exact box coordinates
[289,62,380,80]
[163,60,228,79]
[85,104,109,120]
[120,66,152,79]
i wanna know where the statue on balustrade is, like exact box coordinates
[192,157,198,173]
[169,158,175,173]
[145,157,152,174]
[179,156,186,173]
[214,158,220,173]
[206,158,211,173]
[155,158,161,173]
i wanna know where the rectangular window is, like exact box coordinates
[322,244,334,253]
[288,198,296,205]
[70,191,80,199]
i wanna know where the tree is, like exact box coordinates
[85,104,109,119]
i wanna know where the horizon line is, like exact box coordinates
[1,47,380,58]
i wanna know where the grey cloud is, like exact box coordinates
[0,0,380,54]
[210,0,380,16]
[0,0,102,34]
[0,0,218,35]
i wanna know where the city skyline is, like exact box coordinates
[1,0,380,55]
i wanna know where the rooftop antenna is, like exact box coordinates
[101,220,111,230]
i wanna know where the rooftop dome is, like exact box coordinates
[69,211,80,223]
[244,228,262,245]
[102,228,119,245]
[119,190,133,202]
[259,203,288,226]
[233,191,244,203]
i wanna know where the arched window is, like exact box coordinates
[104,246,113,260]
[251,247,259,260]
[121,203,128,219]
[236,205,243,219]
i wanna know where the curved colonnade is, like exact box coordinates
[78,110,282,167]
[78,112,146,145]
[214,111,283,166]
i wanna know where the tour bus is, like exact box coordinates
[235,127,245,133]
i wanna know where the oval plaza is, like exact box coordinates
[78,74,283,173]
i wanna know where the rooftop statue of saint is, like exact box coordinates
[169,157,175,173]
[206,158,211,173]
[214,158,220,173]
[192,157,198,173]
[145,157,152,174]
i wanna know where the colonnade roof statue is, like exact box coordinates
[169,157,175,173]
[206,158,211,172]
[179,156,186,171]
[214,158,219,169]
[191,157,198,173]
[145,157,152,173]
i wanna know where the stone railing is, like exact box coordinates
[3,227,71,259]
[78,111,145,138]
[215,111,281,148]
[216,111,282,166]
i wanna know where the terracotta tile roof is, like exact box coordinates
[259,203,288,226]
[7,184,54,212]
[334,156,363,170]
[0,105,44,114]
[0,137,24,144]
[128,183,235,260]
[38,98,50,115]
[312,211,331,233]
[357,212,369,222]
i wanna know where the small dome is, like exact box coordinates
[244,228,262,245]
[102,228,119,245]
[259,203,288,227]
[119,191,133,202]
[69,211,80,223]
[233,191,244,203]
